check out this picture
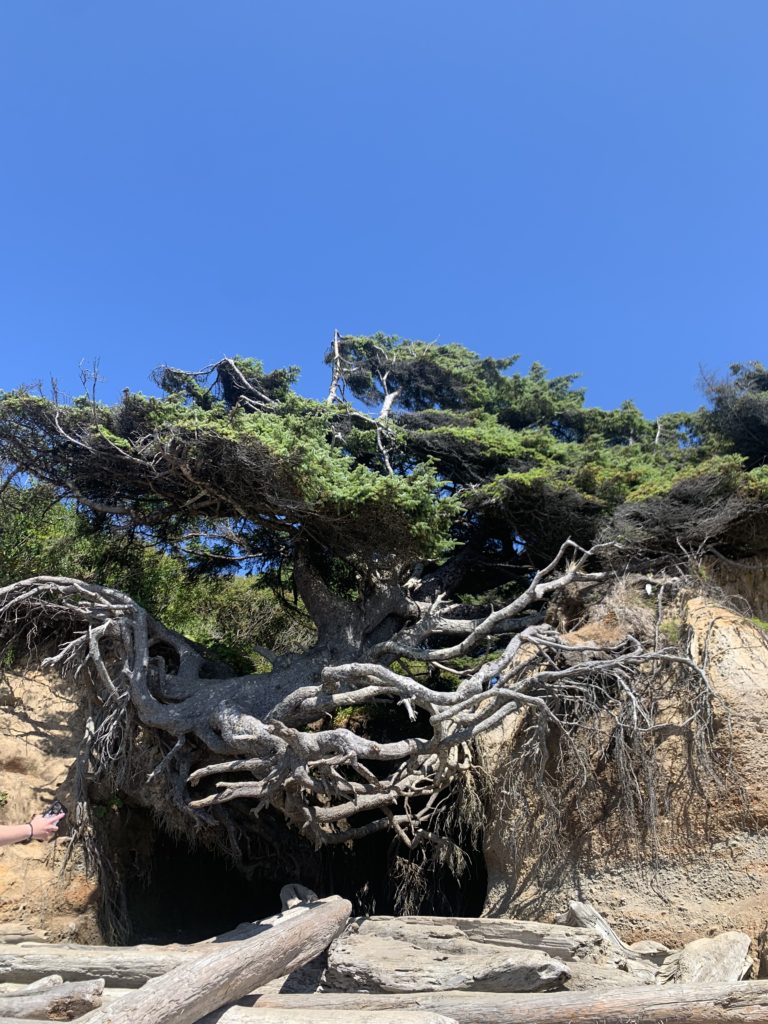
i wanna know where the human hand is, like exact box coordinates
[29,813,64,841]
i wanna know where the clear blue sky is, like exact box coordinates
[0,2,764,416]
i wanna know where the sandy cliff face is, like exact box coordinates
[480,597,768,950]
[0,670,100,942]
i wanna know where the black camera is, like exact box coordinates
[42,799,67,818]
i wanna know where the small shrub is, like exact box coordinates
[659,619,682,645]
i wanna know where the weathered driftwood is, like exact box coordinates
[75,895,351,1024]
[249,980,768,1024]
[0,977,103,1019]
[0,974,64,994]
[659,931,752,984]
[196,1011,460,1024]
[81,990,458,1021]
[0,944,189,986]
[0,943,331,990]
[562,961,643,991]
[0,925,48,944]
[0,914,598,989]
[563,901,630,951]
[360,916,602,962]
[0,941,330,990]
[327,919,569,992]
[563,900,661,984]
[564,901,662,963]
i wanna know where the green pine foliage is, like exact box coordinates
[1,340,766,654]
[0,480,310,671]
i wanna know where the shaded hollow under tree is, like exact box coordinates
[0,339,747,926]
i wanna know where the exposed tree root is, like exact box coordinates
[0,543,718,872]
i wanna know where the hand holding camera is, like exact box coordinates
[29,800,67,841]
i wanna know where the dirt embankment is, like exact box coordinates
[481,592,768,951]
[0,670,100,942]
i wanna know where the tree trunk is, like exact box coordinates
[75,896,350,1024]
[248,980,768,1024]
[0,978,103,1019]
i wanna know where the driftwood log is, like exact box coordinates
[327,918,570,992]
[563,900,661,983]
[563,902,642,959]
[0,913,603,989]
[0,942,329,990]
[197,1012,460,1024]
[0,925,48,944]
[658,931,752,984]
[75,895,351,1024]
[0,945,191,987]
[9,985,457,1023]
[248,980,768,1024]
[0,974,64,993]
[0,977,103,1019]
[360,916,603,962]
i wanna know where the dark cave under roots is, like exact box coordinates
[95,801,488,944]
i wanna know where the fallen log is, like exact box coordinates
[0,977,103,1019]
[197,1011,460,1024]
[0,942,330,990]
[75,895,351,1024]
[0,986,457,1018]
[357,916,602,962]
[0,945,189,986]
[0,914,601,989]
[247,979,768,1024]
[327,920,569,992]
[0,946,330,992]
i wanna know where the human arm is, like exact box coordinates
[0,813,64,846]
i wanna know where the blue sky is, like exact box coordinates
[0,2,764,416]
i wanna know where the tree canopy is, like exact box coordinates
[1,338,764,589]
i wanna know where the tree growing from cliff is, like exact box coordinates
[0,337,755,899]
